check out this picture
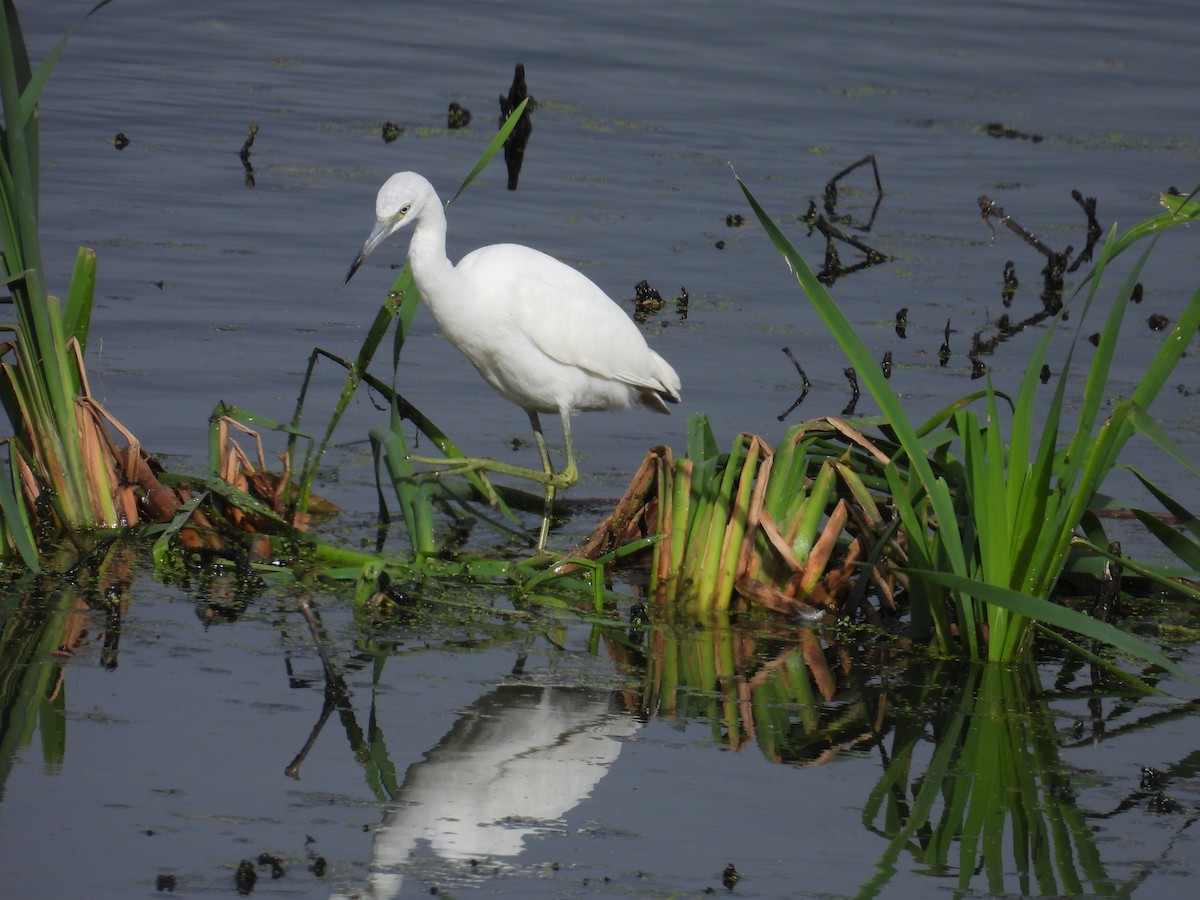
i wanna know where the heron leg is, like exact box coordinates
[558,408,579,486]
[529,411,555,550]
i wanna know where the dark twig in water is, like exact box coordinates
[1067,190,1103,272]
[978,195,1058,260]
[969,191,1112,360]
[799,156,889,285]
[776,346,812,421]
[978,194,1094,310]
[239,123,258,188]
[284,597,352,779]
[842,366,860,416]
[939,319,952,367]
[1002,259,1019,306]
[675,286,689,319]
[803,211,890,285]
[969,304,1058,361]
[823,154,884,227]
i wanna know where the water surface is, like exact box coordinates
[4,0,1200,896]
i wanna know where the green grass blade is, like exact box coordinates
[1041,284,1200,593]
[370,423,435,556]
[1158,189,1200,218]
[1034,626,1163,695]
[61,246,96,353]
[1126,512,1200,575]
[0,443,39,569]
[909,569,1183,676]
[686,412,718,462]
[1123,465,1200,542]
[449,98,529,205]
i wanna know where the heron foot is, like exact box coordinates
[407,454,577,491]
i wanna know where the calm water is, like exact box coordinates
[4,0,1200,896]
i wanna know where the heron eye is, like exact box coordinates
[400,203,412,216]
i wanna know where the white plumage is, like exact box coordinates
[344,172,681,548]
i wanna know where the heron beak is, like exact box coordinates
[343,218,393,285]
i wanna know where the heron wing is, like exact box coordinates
[460,243,678,396]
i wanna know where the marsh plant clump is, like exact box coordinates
[719,175,1200,672]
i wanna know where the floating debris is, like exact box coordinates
[381,121,403,143]
[722,863,741,890]
[1148,313,1170,331]
[984,122,1044,142]
[1040,364,1052,384]
[1130,282,1143,304]
[235,860,257,895]
[1148,793,1182,814]
[632,279,664,313]
[895,306,908,339]
[447,101,471,129]
[631,280,688,323]
[881,350,892,379]
[258,852,285,880]
[725,213,745,227]
[112,131,131,150]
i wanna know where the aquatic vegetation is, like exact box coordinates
[733,173,1200,666]
[3,0,1197,704]
[860,662,1116,898]
[0,0,176,570]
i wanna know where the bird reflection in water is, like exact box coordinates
[340,684,641,898]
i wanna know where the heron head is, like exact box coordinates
[343,172,432,285]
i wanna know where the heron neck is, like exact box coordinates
[408,204,456,298]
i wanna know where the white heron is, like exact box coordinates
[344,172,681,550]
